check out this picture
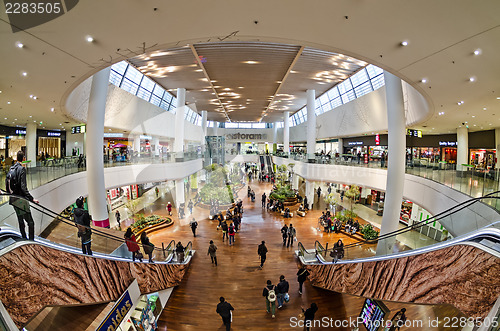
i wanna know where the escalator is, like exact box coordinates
[297,192,500,322]
[259,155,265,173]
[265,155,274,175]
[0,194,194,329]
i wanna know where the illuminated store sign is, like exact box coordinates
[407,129,422,138]
[71,125,86,134]
[15,129,26,135]
[47,132,61,137]
[439,141,457,146]
[225,133,268,140]
[348,141,363,146]
[104,133,124,138]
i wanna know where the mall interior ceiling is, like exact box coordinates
[0,1,499,134]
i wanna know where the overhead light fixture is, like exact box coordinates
[473,49,481,56]
[458,101,464,105]
[50,107,54,112]
[483,107,487,110]
[243,61,259,64]
[401,41,409,46]
[421,78,427,83]
[16,42,24,48]
[22,72,27,76]
[472,115,475,118]
[86,36,94,43]
[29,115,32,118]
[7,101,11,104]
[469,77,476,82]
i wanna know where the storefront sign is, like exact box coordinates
[375,134,380,146]
[104,133,124,138]
[15,129,26,135]
[225,133,268,140]
[96,291,133,331]
[407,129,422,138]
[348,141,363,146]
[140,135,152,140]
[71,125,86,134]
[439,141,457,146]
[47,131,61,137]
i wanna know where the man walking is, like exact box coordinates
[287,224,296,248]
[207,240,218,266]
[276,275,290,309]
[6,151,39,240]
[258,240,268,268]
[281,224,288,246]
[216,297,234,331]
[261,192,266,208]
[263,280,277,318]
[190,218,198,237]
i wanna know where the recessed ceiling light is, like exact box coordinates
[243,61,259,64]
[7,101,11,104]
[29,115,32,118]
[469,77,475,82]
[14,119,17,121]
[473,49,481,55]
[401,41,408,46]
[86,36,94,43]
[50,108,54,112]
[496,97,500,100]
[33,96,37,100]
[421,79,427,83]
[472,115,475,118]
[483,107,487,110]
[22,72,27,76]
[16,42,24,48]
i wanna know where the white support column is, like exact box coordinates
[174,88,186,159]
[175,178,185,208]
[283,111,290,156]
[496,128,500,169]
[306,89,316,160]
[153,137,160,156]
[86,67,111,228]
[292,172,299,190]
[273,122,278,154]
[457,127,469,171]
[376,71,406,255]
[133,135,141,154]
[25,122,37,167]
[201,110,207,153]
[337,138,343,155]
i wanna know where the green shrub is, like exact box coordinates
[361,223,379,240]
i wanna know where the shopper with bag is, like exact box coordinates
[124,227,142,262]
[216,297,234,331]
[276,275,290,309]
[140,231,155,263]
[262,280,277,318]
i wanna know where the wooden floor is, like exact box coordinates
[140,181,465,331]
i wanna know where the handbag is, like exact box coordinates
[284,293,290,302]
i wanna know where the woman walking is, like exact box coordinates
[124,228,142,262]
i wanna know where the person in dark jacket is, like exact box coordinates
[124,227,142,262]
[176,241,185,262]
[6,151,39,241]
[258,240,268,268]
[216,297,234,331]
[276,275,290,309]
[207,240,218,266]
[221,221,229,242]
[140,231,154,263]
[190,218,198,237]
[331,239,344,263]
[74,196,92,255]
[302,303,318,331]
[281,224,289,246]
[297,266,310,295]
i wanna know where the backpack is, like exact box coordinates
[5,165,20,195]
[267,287,276,302]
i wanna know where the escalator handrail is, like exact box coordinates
[0,192,169,253]
[335,191,500,252]
[317,227,500,265]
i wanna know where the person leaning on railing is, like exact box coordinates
[176,241,185,262]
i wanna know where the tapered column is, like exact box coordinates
[133,135,140,154]
[86,67,111,228]
[175,178,185,208]
[25,122,37,167]
[305,180,314,209]
[457,127,469,171]
[306,89,316,160]
[153,137,160,156]
[174,88,186,160]
[273,122,278,154]
[283,112,290,156]
[376,72,406,255]
[201,110,207,153]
